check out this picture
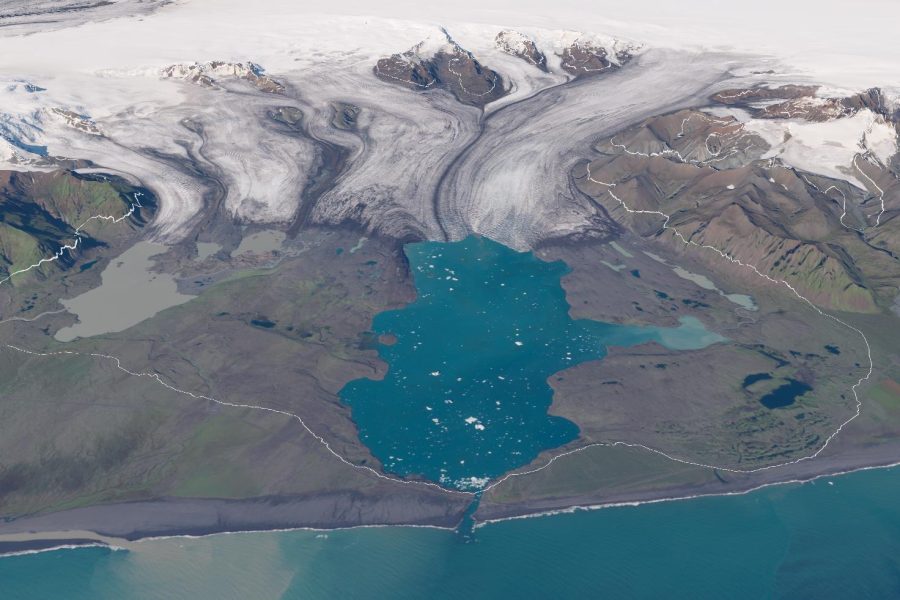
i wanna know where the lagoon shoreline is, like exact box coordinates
[2,442,899,558]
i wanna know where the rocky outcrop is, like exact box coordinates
[374,31,507,108]
[843,88,892,117]
[495,30,548,72]
[605,108,768,168]
[581,108,900,313]
[161,61,284,93]
[712,85,897,124]
[330,102,360,131]
[559,38,635,78]
[711,84,818,106]
[50,108,101,135]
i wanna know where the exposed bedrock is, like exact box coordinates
[559,40,633,78]
[711,84,897,124]
[495,30,549,72]
[374,30,508,108]
[161,61,285,94]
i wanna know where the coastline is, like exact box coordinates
[0,488,472,557]
[475,456,900,528]
[2,448,899,558]
[475,436,900,522]
[0,533,133,558]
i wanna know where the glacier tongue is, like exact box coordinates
[0,2,893,249]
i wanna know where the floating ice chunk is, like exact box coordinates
[474,423,486,430]
[465,416,479,424]
[456,476,489,490]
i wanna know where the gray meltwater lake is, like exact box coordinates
[340,236,725,489]
[55,242,192,342]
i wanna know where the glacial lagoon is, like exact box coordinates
[340,237,725,489]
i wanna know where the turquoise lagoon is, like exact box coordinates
[340,236,724,489]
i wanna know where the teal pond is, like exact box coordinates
[340,236,725,489]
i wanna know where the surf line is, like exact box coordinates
[482,159,876,494]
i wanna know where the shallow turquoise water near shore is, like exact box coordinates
[341,236,724,488]
[4,465,900,599]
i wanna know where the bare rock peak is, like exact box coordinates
[713,85,900,125]
[373,28,508,108]
[50,108,101,135]
[495,30,548,72]
[711,84,820,105]
[160,61,284,94]
[330,103,360,131]
[559,36,637,79]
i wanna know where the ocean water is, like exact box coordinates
[341,236,724,489]
[3,465,900,599]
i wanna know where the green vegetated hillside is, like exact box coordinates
[0,170,151,282]
[583,107,900,315]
